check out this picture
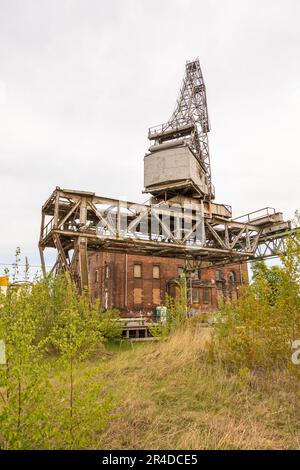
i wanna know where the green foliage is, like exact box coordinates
[210,227,300,371]
[48,367,114,449]
[150,275,188,338]
[0,250,121,449]
[47,275,112,447]
[0,281,51,449]
[166,275,188,331]
[149,321,167,339]
[252,261,282,305]
[98,308,124,341]
[48,277,104,362]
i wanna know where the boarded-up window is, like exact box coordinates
[152,288,161,305]
[192,287,199,304]
[153,265,160,279]
[134,264,142,278]
[134,287,142,305]
[203,288,211,304]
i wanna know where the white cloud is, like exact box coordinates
[0,80,7,105]
[0,0,299,269]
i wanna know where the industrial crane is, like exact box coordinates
[147,58,214,200]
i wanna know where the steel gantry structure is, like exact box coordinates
[39,187,296,291]
[39,58,298,291]
[148,59,214,199]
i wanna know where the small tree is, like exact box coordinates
[0,282,51,449]
[0,252,117,449]
[166,275,188,331]
[150,275,188,338]
[251,260,282,305]
[48,275,113,448]
[210,221,300,371]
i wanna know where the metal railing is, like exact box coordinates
[43,217,54,238]
[233,207,276,224]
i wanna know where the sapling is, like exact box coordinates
[48,274,113,448]
[0,271,50,449]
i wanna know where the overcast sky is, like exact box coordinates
[0,0,299,275]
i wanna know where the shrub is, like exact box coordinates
[150,276,188,338]
[210,228,300,371]
[0,252,119,448]
[0,281,51,449]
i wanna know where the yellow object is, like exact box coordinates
[0,276,9,286]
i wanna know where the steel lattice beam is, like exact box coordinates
[148,58,214,199]
[39,188,294,291]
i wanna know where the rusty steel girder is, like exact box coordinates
[39,187,295,291]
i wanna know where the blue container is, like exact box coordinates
[156,306,162,320]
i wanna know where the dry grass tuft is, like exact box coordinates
[83,325,300,450]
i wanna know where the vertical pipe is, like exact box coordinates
[238,262,244,300]
[53,191,60,228]
[117,200,121,238]
[39,246,47,278]
[239,262,243,284]
[124,253,128,308]
[78,197,89,290]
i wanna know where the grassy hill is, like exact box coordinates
[1,255,300,449]
[85,326,300,450]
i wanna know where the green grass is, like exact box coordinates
[3,325,299,449]
[104,339,151,353]
[76,326,300,449]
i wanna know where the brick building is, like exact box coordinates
[41,59,282,318]
[88,251,248,317]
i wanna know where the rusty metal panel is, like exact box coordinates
[144,146,209,196]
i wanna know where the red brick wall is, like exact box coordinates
[88,251,248,317]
